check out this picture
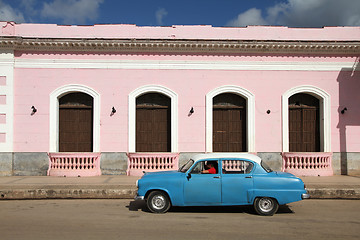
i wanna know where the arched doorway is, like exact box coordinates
[58,92,93,152]
[213,93,247,152]
[136,93,171,152]
[289,93,320,152]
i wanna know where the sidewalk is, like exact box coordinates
[0,175,359,200]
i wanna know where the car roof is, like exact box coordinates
[191,153,262,164]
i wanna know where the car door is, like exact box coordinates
[183,160,221,205]
[221,159,254,205]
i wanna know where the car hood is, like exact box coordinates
[142,170,181,178]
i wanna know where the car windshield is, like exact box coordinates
[261,161,273,173]
[179,159,194,173]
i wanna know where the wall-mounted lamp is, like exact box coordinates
[110,107,116,116]
[31,106,37,115]
[266,110,271,114]
[341,107,347,114]
[188,107,194,117]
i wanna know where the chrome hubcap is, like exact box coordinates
[259,198,274,212]
[151,195,166,210]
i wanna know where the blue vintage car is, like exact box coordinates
[135,153,309,216]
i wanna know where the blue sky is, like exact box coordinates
[0,0,359,27]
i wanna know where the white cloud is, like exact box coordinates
[227,0,360,27]
[0,1,25,23]
[156,8,168,26]
[41,0,104,24]
[227,8,267,27]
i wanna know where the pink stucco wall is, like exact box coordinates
[13,55,360,153]
[6,23,360,153]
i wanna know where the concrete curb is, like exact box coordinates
[1,187,359,200]
[0,188,137,200]
[307,188,360,199]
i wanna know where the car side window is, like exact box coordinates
[190,161,204,174]
[190,161,219,174]
[222,160,253,174]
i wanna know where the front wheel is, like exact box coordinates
[146,191,171,213]
[254,197,279,216]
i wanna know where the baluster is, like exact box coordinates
[298,156,303,169]
[223,160,229,170]
[135,157,139,169]
[310,156,314,169]
[294,157,299,169]
[289,157,293,169]
[168,157,172,169]
[314,157,319,169]
[325,156,329,168]
[132,157,136,169]
[83,157,86,170]
[64,157,68,169]
[143,157,147,170]
[53,157,57,169]
[158,157,162,170]
[156,157,159,170]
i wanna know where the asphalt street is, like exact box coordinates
[0,199,359,240]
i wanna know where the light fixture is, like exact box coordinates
[188,107,194,116]
[110,106,116,116]
[341,107,347,114]
[31,106,37,115]
[267,110,271,114]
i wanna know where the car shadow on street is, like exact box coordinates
[127,200,294,215]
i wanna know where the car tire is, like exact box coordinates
[146,191,171,213]
[254,197,279,216]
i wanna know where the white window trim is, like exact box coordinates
[282,85,331,152]
[49,84,101,152]
[206,86,255,153]
[128,85,178,153]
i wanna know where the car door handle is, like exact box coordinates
[213,176,221,179]
[245,176,252,178]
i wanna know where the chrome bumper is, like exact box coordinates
[302,192,310,199]
[134,195,144,201]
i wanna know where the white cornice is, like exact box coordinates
[0,37,359,54]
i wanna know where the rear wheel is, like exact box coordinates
[254,197,279,216]
[146,191,171,213]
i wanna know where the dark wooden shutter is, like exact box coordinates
[136,93,171,152]
[213,93,246,152]
[289,93,320,152]
[59,93,93,152]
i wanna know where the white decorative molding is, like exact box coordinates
[1,37,359,54]
[49,84,101,152]
[0,50,14,152]
[206,86,255,153]
[128,85,178,153]
[14,58,359,72]
[282,85,331,152]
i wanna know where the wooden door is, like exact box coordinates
[59,93,93,152]
[213,93,246,152]
[289,93,320,152]
[136,93,171,152]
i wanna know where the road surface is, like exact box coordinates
[0,199,359,240]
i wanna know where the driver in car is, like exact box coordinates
[201,161,217,174]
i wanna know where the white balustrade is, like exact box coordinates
[47,153,101,177]
[281,152,333,176]
[127,153,179,176]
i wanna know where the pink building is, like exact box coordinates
[0,22,359,176]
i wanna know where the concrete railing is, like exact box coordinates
[47,153,101,177]
[281,152,333,176]
[127,153,179,176]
